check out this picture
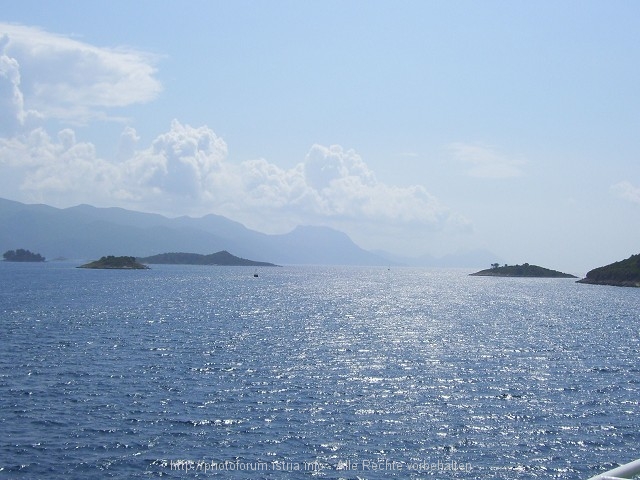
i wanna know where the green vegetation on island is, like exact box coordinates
[3,249,46,262]
[78,256,149,269]
[138,250,278,267]
[577,253,640,287]
[470,263,577,278]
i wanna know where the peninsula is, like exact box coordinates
[470,263,577,278]
[78,256,149,269]
[577,253,640,287]
[138,250,278,267]
[3,249,46,262]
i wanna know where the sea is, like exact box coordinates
[0,261,638,479]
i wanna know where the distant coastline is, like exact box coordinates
[3,249,46,262]
[138,251,278,267]
[577,254,640,287]
[78,256,149,270]
[470,263,577,278]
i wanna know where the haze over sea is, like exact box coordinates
[1,262,638,479]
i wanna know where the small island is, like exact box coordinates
[470,263,577,278]
[78,255,149,269]
[3,249,46,262]
[577,253,640,287]
[138,250,278,267]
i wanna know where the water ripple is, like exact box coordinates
[1,263,638,478]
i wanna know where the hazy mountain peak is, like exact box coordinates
[0,198,386,265]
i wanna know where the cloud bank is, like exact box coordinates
[0,119,464,234]
[0,22,467,248]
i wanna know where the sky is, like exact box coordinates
[1,1,639,274]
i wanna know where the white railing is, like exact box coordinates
[587,459,640,480]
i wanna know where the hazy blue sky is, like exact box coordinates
[1,1,638,273]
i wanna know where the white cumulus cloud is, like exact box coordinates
[611,180,640,205]
[0,39,29,134]
[0,23,161,124]
[138,119,228,198]
[298,144,449,225]
[16,127,123,202]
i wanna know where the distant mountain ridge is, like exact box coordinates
[0,198,504,267]
[0,198,385,265]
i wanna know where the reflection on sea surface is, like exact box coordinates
[1,263,638,478]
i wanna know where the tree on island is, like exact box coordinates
[3,249,46,262]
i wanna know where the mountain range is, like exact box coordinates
[0,197,500,267]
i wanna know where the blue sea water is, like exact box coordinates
[0,262,638,479]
